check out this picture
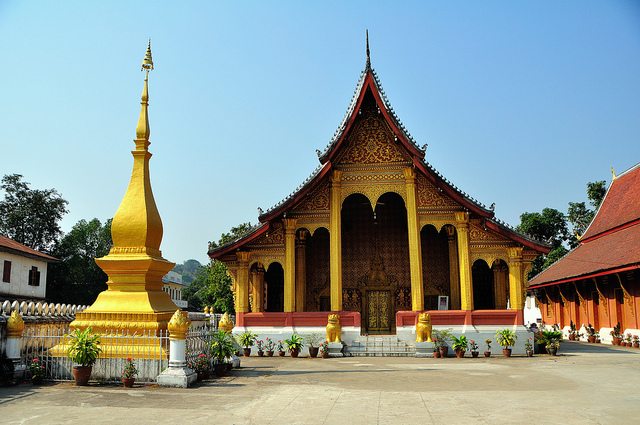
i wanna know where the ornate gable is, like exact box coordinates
[248,221,284,247]
[415,174,460,211]
[336,112,410,166]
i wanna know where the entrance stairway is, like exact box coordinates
[346,336,415,357]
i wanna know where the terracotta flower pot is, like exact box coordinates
[72,366,92,386]
[502,348,512,357]
[309,347,319,358]
[471,351,479,358]
[587,336,596,343]
[483,351,491,358]
[290,349,299,358]
[433,350,441,358]
[243,348,252,357]
[633,342,639,349]
[455,349,465,358]
[547,347,558,356]
[214,364,226,377]
[257,350,264,357]
[321,351,329,359]
[439,346,449,358]
[278,350,286,357]
[526,350,534,357]
[267,350,274,357]
[122,377,135,388]
[568,334,576,341]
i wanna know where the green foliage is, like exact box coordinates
[534,330,562,346]
[210,331,236,362]
[432,328,453,346]
[47,218,112,304]
[172,259,202,285]
[183,260,234,313]
[517,208,569,249]
[495,329,517,349]
[0,174,68,252]
[66,327,102,367]
[304,332,324,348]
[237,330,258,348]
[586,181,606,209]
[284,334,304,351]
[209,222,254,249]
[451,335,468,352]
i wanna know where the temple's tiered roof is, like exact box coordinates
[529,163,640,287]
[208,45,550,259]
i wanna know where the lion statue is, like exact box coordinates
[218,312,234,334]
[326,314,341,343]
[415,312,433,343]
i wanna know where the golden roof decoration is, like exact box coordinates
[7,310,25,337]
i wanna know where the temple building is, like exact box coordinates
[208,37,549,344]
[529,163,640,342]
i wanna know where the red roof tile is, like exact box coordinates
[0,235,58,262]
[529,163,640,286]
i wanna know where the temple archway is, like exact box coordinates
[472,259,495,310]
[342,192,410,334]
[305,227,330,311]
[421,224,453,310]
[491,259,509,310]
[265,262,284,312]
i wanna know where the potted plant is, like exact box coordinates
[484,339,492,357]
[264,337,275,356]
[66,327,101,386]
[285,334,304,357]
[451,335,468,358]
[469,340,479,358]
[237,330,258,357]
[277,340,286,357]
[546,338,560,356]
[632,335,640,349]
[211,330,235,376]
[434,329,453,358]
[610,322,622,345]
[304,333,323,358]
[525,338,534,357]
[256,339,265,357]
[319,340,330,358]
[188,353,210,381]
[568,320,577,341]
[585,324,597,343]
[594,332,601,343]
[122,357,139,387]
[535,330,563,354]
[495,329,517,357]
[29,357,45,384]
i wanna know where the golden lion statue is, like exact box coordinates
[326,314,341,343]
[218,312,234,334]
[415,312,433,343]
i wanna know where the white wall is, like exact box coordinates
[0,252,47,299]
[524,295,542,326]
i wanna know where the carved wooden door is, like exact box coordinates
[367,290,391,334]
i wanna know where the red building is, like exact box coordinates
[529,163,640,342]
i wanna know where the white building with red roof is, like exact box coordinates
[0,235,58,300]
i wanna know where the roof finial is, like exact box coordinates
[136,40,153,142]
[611,166,617,180]
[365,29,371,70]
[142,39,154,71]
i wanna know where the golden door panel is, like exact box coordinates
[367,290,391,334]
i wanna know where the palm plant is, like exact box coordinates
[67,327,101,367]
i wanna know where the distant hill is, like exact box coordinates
[172,259,202,285]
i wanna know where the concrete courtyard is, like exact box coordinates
[1,341,639,424]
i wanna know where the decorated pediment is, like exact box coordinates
[336,113,409,165]
[469,224,510,244]
[294,181,330,212]
[416,174,459,209]
[248,221,284,246]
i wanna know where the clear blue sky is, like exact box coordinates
[1,1,639,264]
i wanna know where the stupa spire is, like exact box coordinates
[136,40,154,143]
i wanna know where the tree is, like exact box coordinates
[567,180,606,241]
[209,222,253,249]
[517,208,570,277]
[47,218,112,304]
[183,260,234,313]
[0,174,68,252]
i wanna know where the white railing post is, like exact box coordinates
[6,310,26,380]
[157,310,197,388]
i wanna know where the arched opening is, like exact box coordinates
[305,227,330,311]
[420,225,453,310]
[472,259,495,310]
[265,262,284,312]
[491,259,509,310]
[249,262,265,312]
[342,192,410,334]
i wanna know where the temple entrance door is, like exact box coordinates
[365,289,392,334]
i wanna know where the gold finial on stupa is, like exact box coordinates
[141,39,154,72]
[136,41,153,143]
[7,310,25,337]
[611,166,617,180]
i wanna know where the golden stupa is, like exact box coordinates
[52,42,177,359]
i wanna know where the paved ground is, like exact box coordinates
[1,341,639,424]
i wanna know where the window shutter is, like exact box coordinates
[2,260,10,283]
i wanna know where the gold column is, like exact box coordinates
[403,168,424,311]
[445,226,460,310]
[252,266,265,312]
[283,218,297,312]
[455,212,473,310]
[236,252,250,313]
[493,263,508,309]
[295,231,307,312]
[508,247,524,310]
[329,170,343,311]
